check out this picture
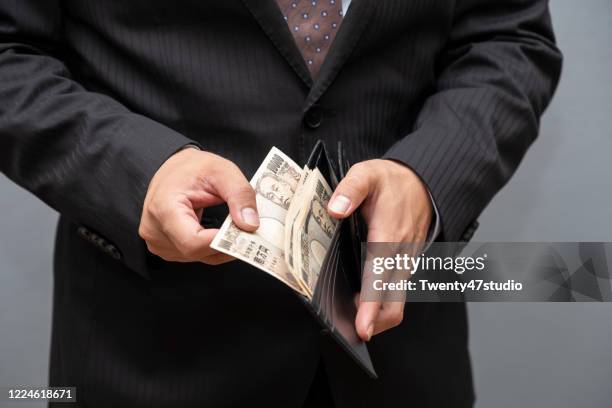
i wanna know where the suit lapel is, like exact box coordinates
[241,0,313,87]
[304,0,377,111]
[241,0,376,106]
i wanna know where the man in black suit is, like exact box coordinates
[0,0,561,407]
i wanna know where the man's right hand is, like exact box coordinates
[139,147,259,265]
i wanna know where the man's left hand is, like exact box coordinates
[327,159,433,341]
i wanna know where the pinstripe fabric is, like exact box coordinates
[0,1,561,407]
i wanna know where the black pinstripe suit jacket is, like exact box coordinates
[0,0,561,407]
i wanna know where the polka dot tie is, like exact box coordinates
[276,0,344,78]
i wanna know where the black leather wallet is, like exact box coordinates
[300,140,377,379]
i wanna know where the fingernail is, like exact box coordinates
[329,195,351,214]
[366,323,374,341]
[241,207,259,227]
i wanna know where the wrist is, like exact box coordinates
[382,159,433,237]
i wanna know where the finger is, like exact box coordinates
[355,300,381,341]
[144,221,218,259]
[139,218,183,257]
[327,163,372,219]
[354,292,360,309]
[201,252,236,265]
[208,161,259,232]
[147,248,187,262]
[372,301,405,336]
[162,208,219,260]
[144,238,175,256]
[146,235,231,264]
[145,237,200,262]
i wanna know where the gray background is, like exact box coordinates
[0,1,610,407]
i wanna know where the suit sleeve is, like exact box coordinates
[0,1,196,277]
[383,0,562,241]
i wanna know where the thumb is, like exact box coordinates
[327,163,371,219]
[355,300,381,342]
[210,161,259,232]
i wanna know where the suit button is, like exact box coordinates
[77,226,92,240]
[106,244,122,261]
[460,220,480,242]
[304,106,323,129]
[93,236,106,248]
[77,225,122,261]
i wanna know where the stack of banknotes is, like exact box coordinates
[211,147,339,298]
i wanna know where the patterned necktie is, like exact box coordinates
[276,0,344,78]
